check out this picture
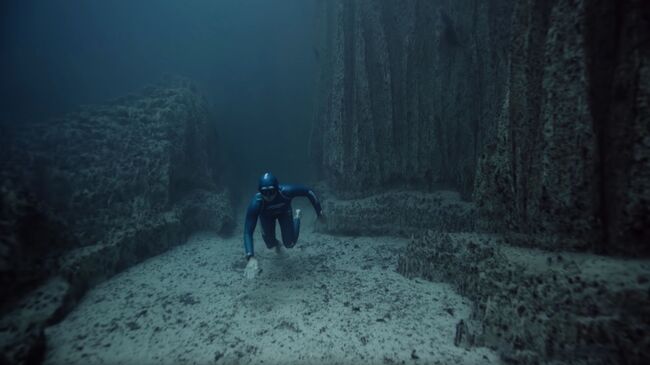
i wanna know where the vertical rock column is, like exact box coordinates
[474,0,650,254]
[596,0,650,253]
[311,0,512,197]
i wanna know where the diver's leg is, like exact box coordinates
[259,216,280,249]
[278,210,297,248]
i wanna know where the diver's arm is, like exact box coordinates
[243,197,261,259]
[286,184,323,217]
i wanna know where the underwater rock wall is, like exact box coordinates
[310,0,512,197]
[397,231,650,365]
[312,0,650,363]
[474,0,650,255]
[0,77,234,363]
[0,180,73,306]
[312,0,649,255]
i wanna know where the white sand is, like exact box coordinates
[44,213,501,365]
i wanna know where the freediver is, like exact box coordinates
[243,172,324,279]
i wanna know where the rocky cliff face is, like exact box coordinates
[310,0,512,197]
[311,1,650,364]
[474,0,650,255]
[311,0,649,255]
[0,77,234,363]
[317,189,476,237]
[398,231,650,365]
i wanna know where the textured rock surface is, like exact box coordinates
[310,0,512,197]
[311,0,650,254]
[398,231,650,365]
[474,0,650,254]
[0,278,73,365]
[0,181,73,306]
[0,77,234,364]
[311,2,650,363]
[317,189,476,236]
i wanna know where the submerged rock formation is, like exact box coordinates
[310,0,512,197]
[311,0,649,254]
[0,77,234,364]
[317,189,476,236]
[474,0,650,255]
[311,0,650,364]
[398,231,650,365]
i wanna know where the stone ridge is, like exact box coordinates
[398,231,650,365]
[0,77,234,364]
[317,189,476,236]
[12,77,225,246]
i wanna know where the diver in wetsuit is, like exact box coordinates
[243,172,324,279]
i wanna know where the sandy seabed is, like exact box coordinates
[44,220,501,365]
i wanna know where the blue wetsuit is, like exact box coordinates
[243,184,322,258]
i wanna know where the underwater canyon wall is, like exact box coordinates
[0,77,234,363]
[311,0,650,255]
[474,0,650,255]
[312,1,650,364]
[311,0,512,198]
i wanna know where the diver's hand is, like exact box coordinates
[317,211,327,223]
[244,257,260,279]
